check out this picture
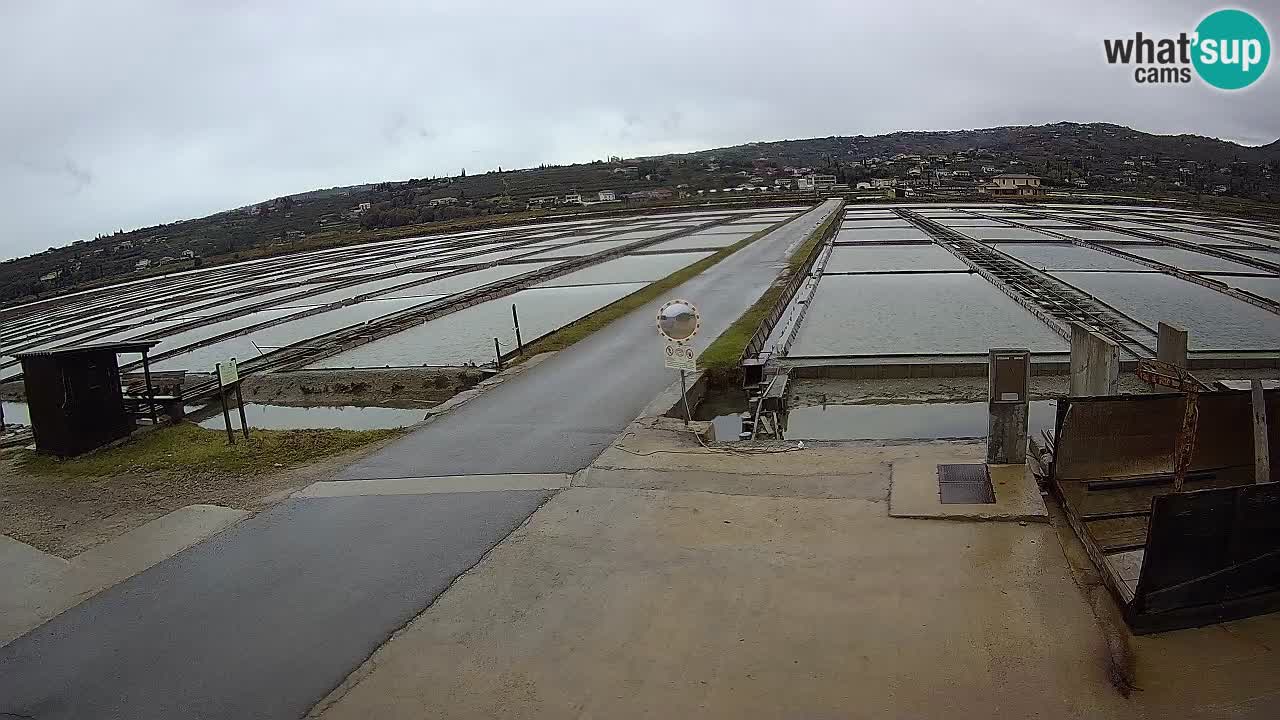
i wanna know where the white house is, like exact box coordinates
[429,197,458,207]
[562,193,583,205]
[597,190,617,202]
[135,258,151,270]
[980,174,1043,197]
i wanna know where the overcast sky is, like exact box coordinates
[2,1,1276,259]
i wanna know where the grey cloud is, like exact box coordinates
[0,0,1276,259]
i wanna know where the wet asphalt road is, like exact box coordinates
[0,492,552,720]
[0,200,840,720]
[336,199,842,479]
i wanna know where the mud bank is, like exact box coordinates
[788,368,1280,407]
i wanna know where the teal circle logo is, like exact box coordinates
[1192,9,1270,90]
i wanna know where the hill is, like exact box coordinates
[4,121,1278,307]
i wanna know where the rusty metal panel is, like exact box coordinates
[1055,392,1262,482]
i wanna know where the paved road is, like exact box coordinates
[0,199,840,720]
[0,492,552,720]
[336,199,843,479]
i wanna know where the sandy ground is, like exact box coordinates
[789,367,1280,406]
[311,417,1280,719]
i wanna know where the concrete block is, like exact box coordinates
[1069,323,1119,396]
[988,402,1028,464]
[1157,322,1188,368]
[988,349,1030,464]
[1,535,68,590]
[888,459,1047,521]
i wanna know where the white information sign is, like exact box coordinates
[663,342,697,371]
[216,358,239,387]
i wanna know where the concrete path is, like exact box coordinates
[310,425,1280,720]
[310,450,1130,719]
[0,491,552,720]
[334,199,842,479]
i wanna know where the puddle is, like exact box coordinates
[192,403,425,431]
[1,400,30,426]
[711,413,745,440]
[731,400,1058,441]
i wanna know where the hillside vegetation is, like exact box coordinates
[5,122,1279,307]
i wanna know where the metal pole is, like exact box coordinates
[1172,389,1199,492]
[141,350,158,425]
[235,382,249,440]
[512,304,523,355]
[679,369,689,426]
[216,362,235,445]
[494,338,503,369]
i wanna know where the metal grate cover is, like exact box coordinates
[938,463,996,504]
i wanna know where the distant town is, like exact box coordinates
[5,121,1279,306]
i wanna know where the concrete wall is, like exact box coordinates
[1157,322,1189,368]
[1069,323,1119,396]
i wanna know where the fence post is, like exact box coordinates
[513,304,523,355]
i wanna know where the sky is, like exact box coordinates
[2,0,1277,260]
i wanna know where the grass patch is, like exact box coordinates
[514,216,798,358]
[17,422,401,477]
[698,204,842,378]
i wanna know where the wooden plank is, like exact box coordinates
[1061,473,1245,519]
[1050,475,1141,618]
[1254,380,1272,484]
[1086,515,1150,553]
[1105,549,1145,603]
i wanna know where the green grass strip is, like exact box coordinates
[18,422,401,477]
[697,206,841,376]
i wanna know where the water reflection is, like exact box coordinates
[194,403,425,431]
[1,401,30,426]
[722,399,1057,441]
